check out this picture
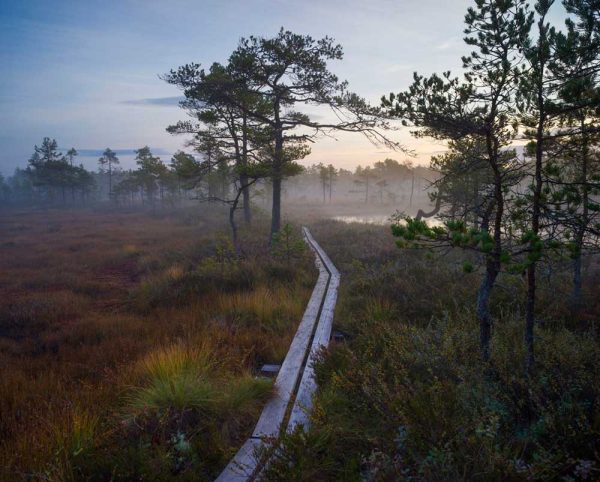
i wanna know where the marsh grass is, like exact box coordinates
[128,342,220,413]
[0,208,314,480]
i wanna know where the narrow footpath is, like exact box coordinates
[216,227,340,482]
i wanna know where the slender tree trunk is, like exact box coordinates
[241,173,251,224]
[416,193,442,220]
[230,199,240,256]
[525,23,549,374]
[207,151,214,201]
[241,114,252,224]
[476,170,499,363]
[571,117,589,309]
[525,126,544,373]
[477,258,499,361]
[270,123,283,241]
[478,128,504,362]
[271,170,282,240]
[572,239,583,304]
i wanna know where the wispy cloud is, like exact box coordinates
[121,96,185,107]
[73,148,171,157]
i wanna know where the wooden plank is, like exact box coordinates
[303,227,340,277]
[215,438,263,482]
[287,231,340,432]
[259,364,281,377]
[251,253,328,438]
[215,228,331,481]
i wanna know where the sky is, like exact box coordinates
[0,0,569,176]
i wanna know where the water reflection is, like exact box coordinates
[331,214,392,225]
[332,214,443,227]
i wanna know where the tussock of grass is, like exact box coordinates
[128,343,219,412]
[128,342,273,415]
[221,375,273,413]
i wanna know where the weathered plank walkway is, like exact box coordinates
[215,227,339,482]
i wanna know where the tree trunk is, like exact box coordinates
[241,113,251,224]
[572,244,583,307]
[241,173,251,224]
[271,171,282,240]
[230,202,240,256]
[477,258,499,361]
[526,155,543,373]
[570,118,589,309]
[525,28,548,374]
[478,125,504,363]
[416,193,442,220]
[270,125,283,241]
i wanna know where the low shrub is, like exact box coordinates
[263,222,600,481]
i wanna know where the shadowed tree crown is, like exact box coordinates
[166,28,401,241]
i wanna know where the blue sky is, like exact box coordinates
[0,0,568,175]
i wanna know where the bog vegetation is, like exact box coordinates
[0,208,314,479]
[266,221,599,480]
[1,0,599,480]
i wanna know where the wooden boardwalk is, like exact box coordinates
[215,227,340,482]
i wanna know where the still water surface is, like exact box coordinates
[332,214,443,226]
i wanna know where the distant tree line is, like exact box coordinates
[0,140,232,209]
[0,138,426,216]
[283,158,434,207]
[1,138,95,205]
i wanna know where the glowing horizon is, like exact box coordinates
[0,0,568,176]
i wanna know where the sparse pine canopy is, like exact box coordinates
[166,28,402,242]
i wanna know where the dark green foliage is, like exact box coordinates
[271,223,307,267]
[24,137,96,205]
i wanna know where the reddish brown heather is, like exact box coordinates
[0,208,314,480]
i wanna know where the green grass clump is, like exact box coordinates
[109,341,274,479]
[128,343,218,412]
[127,342,274,417]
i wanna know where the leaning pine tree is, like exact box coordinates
[383,0,533,361]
